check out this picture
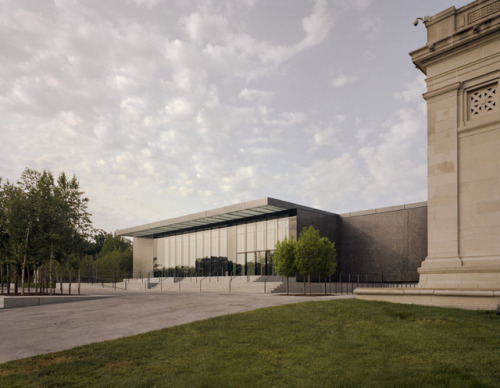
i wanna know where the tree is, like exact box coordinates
[78,233,132,283]
[16,169,41,295]
[0,168,94,295]
[55,172,92,294]
[273,236,297,295]
[295,226,337,295]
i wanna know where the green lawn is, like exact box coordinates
[1,299,499,387]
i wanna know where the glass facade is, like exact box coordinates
[154,216,290,276]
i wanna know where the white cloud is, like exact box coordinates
[357,106,426,205]
[312,126,341,147]
[238,88,274,103]
[329,73,358,87]
[181,12,229,44]
[356,127,376,143]
[394,74,426,103]
[0,0,431,231]
[297,0,335,49]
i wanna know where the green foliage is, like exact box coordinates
[274,226,337,294]
[295,226,336,278]
[96,247,132,282]
[1,300,499,387]
[79,233,133,282]
[0,168,94,293]
[273,236,297,277]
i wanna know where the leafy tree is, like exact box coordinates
[54,172,92,294]
[273,236,297,295]
[1,171,40,295]
[100,233,132,256]
[0,168,94,295]
[79,233,132,283]
[16,169,41,294]
[295,226,337,295]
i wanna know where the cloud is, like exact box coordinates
[347,0,372,10]
[0,0,429,231]
[238,88,274,103]
[359,16,382,40]
[329,73,359,87]
[356,127,376,143]
[394,73,426,103]
[311,125,341,147]
[297,0,335,49]
[357,106,427,205]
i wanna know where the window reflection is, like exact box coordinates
[155,216,289,276]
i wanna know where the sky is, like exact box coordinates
[1,0,473,233]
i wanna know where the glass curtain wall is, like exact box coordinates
[155,216,289,276]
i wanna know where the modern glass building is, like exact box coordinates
[117,198,340,277]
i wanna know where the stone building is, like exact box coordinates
[356,0,500,309]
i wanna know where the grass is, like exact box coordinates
[0,299,499,387]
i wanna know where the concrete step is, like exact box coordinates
[124,276,284,294]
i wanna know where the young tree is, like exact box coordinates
[295,226,337,295]
[0,179,8,295]
[16,169,41,294]
[2,179,36,295]
[55,172,92,294]
[273,236,297,295]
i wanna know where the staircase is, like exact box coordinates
[124,276,284,294]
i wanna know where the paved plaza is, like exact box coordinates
[0,285,353,363]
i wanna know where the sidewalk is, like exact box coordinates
[0,286,354,363]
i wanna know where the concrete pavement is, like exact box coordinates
[0,285,354,363]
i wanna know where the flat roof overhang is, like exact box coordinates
[116,197,336,238]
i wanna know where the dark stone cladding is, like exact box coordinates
[339,203,427,282]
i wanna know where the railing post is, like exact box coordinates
[339,273,342,295]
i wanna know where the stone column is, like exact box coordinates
[411,0,500,290]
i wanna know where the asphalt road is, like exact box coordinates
[0,286,354,363]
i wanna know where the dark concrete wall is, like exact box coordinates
[339,202,427,282]
[296,209,341,247]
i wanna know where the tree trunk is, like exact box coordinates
[21,222,31,296]
[0,264,3,295]
[35,266,38,295]
[78,267,81,295]
[27,265,30,295]
[60,265,63,295]
[44,264,49,295]
[14,265,19,295]
[40,264,43,294]
[6,264,10,295]
[69,267,72,295]
[308,274,311,295]
[49,242,54,295]
[42,265,45,294]
[286,277,289,295]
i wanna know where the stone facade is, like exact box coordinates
[357,0,500,309]
[411,0,500,291]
